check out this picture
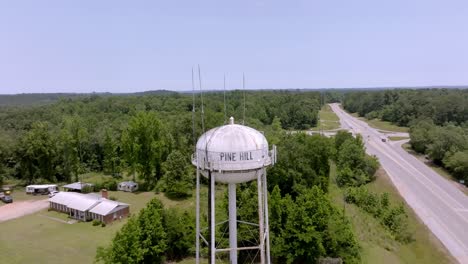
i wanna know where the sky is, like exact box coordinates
[0,0,467,94]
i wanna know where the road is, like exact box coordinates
[329,103,468,264]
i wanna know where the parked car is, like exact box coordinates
[1,195,13,203]
[48,191,59,198]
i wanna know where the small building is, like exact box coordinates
[63,182,94,193]
[26,184,58,195]
[118,181,138,192]
[49,191,129,223]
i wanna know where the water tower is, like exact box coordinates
[193,117,276,264]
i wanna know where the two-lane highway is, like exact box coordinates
[329,103,468,264]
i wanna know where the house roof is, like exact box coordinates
[63,182,93,190]
[67,197,101,211]
[89,200,128,216]
[49,192,100,211]
[49,192,129,213]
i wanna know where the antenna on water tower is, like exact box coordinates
[242,73,246,125]
[224,74,227,124]
[193,109,276,263]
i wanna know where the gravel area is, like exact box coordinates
[0,199,48,223]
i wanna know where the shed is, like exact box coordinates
[63,182,94,193]
[26,184,58,195]
[118,181,138,192]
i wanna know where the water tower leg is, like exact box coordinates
[263,169,271,264]
[228,183,238,264]
[196,168,200,264]
[257,174,265,264]
[210,172,216,264]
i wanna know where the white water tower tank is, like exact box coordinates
[193,116,276,264]
[192,117,275,184]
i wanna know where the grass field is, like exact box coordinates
[0,191,157,264]
[348,112,409,133]
[311,104,340,131]
[388,136,409,141]
[363,118,408,133]
[329,163,455,264]
[0,183,227,264]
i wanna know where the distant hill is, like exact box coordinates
[0,90,178,106]
[0,93,86,106]
[1,86,467,106]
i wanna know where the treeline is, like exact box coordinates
[342,89,468,126]
[341,88,468,184]
[0,91,320,188]
[410,121,468,182]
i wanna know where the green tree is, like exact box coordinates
[409,120,435,153]
[444,151,468,181]
[163,209,195,260]
[58,116,89,182]
[334,130,354,152]
[96,198,167,264]
[122,112,171,188]
[16,122,57,183]
[270,186,360,263]
[103,129,120,176]
[160,150,193,198]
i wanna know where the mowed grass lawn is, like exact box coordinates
[311,104,340,131]
[0,191,159,264]
[348,112,409,133]
[329,163,455,264]
[0,185,225,264]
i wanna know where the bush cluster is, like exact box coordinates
[334,131,379,187]
[95,198,194,264]
[344,187,412,243]
[93,179,118,192]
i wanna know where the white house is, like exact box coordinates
[26,184,58,195]
[49,191,129,223]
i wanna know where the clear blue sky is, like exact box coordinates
[1,0,467,94]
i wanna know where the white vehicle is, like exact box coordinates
[48,191,59,198]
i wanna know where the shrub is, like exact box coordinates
[104,180,118,191]
[81,185,94,194]
[344,187,412,243]
[101,222,106,227]
[109,196,117,201]
[92,219,101,226]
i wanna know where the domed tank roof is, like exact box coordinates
[193,117,272,183]
[196,117,268,153]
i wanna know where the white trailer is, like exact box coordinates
[26,184,58,195]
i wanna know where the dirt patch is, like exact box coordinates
[0,199,48,223]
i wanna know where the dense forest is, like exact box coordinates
[0,90,417,263]
[342,89,468,184]
[0,91,320,188]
